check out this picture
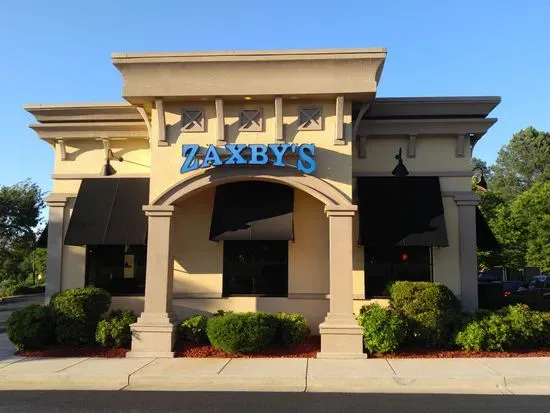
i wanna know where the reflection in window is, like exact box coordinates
[365,246,432,298]
[223,241,288,297]
[85,245,146,296]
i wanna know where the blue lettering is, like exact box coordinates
[297,144,316,174]
[224,144,247,165]
[180,144,200,173]
[248,144,269,165]
[201,145,223,168]
[268,144,290,167]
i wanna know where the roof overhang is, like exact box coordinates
[111,48,387,105]
[25,103,149,143]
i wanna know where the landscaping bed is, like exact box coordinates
[17,345,129,358]
[175,335,320,358]
[373,347,550,359]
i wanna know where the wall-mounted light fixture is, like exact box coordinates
[472,166,488,192]
[100,149,123,176]
[392,147,409,177]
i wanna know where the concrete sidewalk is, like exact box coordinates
[1,353,550,394]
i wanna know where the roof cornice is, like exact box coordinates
[357,118,497,137]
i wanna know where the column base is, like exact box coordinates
[127,312,177,358]
[317,313,366,359]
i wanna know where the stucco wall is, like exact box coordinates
[52,139,150,176]
[149,99,353,203]
[171,183,329,298]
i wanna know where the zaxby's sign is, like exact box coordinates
[181,143,316,174]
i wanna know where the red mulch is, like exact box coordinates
[373,347,550,359]
[17,345,129,358]
[17,338,550,359]
[174,335,321,358]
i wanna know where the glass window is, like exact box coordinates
[223,240,288,297]
[365,246,432,298]
[85,245,147,296]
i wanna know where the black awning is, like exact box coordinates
[209,181,294,241]
[358,177,449,247]
[476,207,500,251]
[36,226,48,248]
[64,178,149,246]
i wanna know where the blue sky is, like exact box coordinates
[1,0,549,194]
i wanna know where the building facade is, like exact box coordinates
[27,48,500,358]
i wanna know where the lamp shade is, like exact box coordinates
[100,159,116,176]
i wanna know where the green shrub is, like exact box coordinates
[179,315,209,344]
[0,280,45,298]
[206,312,278,354]
[455,304,547,351]
[275,313,310,345]
[389,281,461,347]
[358,304,407,354]
[7,304,55,351]
[95,310,137,348]
[50,287,111,345]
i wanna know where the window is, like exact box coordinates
[364,246,432,298]
[223,240,288,297]
[85,245,147,295]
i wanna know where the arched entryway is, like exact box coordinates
[127,167,365,359]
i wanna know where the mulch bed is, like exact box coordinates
[17,338,550,359]
[373,346,550,359]
[174,335,320,358]
[17,345,129,358]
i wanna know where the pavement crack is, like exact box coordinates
[216,358,232,375]
[304,358,309,392]
[55,357,90,373]
[385,359,397,376]
[126,358,159,388]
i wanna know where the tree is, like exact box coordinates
[0,181,44,282]
[490,127,550,202]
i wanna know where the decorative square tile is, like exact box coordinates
[181,108,204,132]
[239,109,263,131]
[299,106,322,130]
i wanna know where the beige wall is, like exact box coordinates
[150,99,353,203]
[52,139,150,176]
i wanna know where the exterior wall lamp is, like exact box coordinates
[472,166,488,192]
[392,147,409,177]
[100,149,123,176]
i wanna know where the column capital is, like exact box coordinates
[44,193,74,207]
[143,205,178,217]
[453,192,481,206]
[324,204,357,217]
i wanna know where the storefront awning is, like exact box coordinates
[64,178,149,246]
[358,177,449,247]
[209,181,294,241]
[476,207,500,251]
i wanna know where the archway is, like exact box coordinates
[128,166,365,359]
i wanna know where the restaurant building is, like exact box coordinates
[26,48,500,358]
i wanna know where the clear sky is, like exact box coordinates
[1,0,549,194]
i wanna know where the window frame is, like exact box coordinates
[222,240,289,297]
[364,246,433,298]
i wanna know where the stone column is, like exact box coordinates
[317,205,366,359]
[127,205,177,358]
[454,193,481,313]
[44,194,70,303]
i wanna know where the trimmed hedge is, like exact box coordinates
[50,287,111,345]
[7,304,55,351]
[389,281,461,347]
[206,312,278,354]
[179,315,209,345]
[358,304,407,354]
[275,312,310,345]
[95,309,137,348]
[455,304,548,351]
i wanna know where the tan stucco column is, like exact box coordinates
[317,205,366,359]
[454,193,481,313]
[127,205,177,358]
[44,194,70,303]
